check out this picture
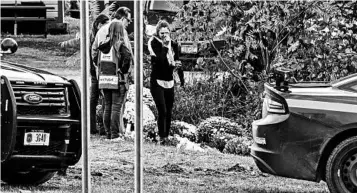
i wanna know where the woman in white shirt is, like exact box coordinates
[148,20,183,144]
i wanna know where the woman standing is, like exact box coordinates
[97,21,132,140]
[89,14,110,135]
[148,20,182,144]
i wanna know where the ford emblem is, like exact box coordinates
[23,93,43,104]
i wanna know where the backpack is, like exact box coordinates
[97,43,125,89]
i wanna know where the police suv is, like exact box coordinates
[1,38,82,185]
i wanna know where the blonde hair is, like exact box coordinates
[108,21,125,52]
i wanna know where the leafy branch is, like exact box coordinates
[209,40,249,93]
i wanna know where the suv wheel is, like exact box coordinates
[326,136,357,193]
[1,171,56,185]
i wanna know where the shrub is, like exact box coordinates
[223,137,253,156]
[172,76,263,138]
[171,121,197,142]
[125,85,155,108]
[122,102,155,130]
[172,80,231,125]
[142,120,197,143]
[143,121,158,142]
[165,136,181,146]
[196,116,244,143]
[208,132,237,152]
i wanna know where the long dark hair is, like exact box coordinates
[90,14,110,45]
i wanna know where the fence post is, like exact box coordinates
[134,0,144,193]
[80,0,91,192]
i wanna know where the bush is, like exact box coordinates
[125,85,155,108]
[172,80,231,125]
[171,121,197,142]
[165,136,181,146]
[172,76,263,138]
[143,121,158,142]
[223,137,253,156]
[122,102,155,130]
[142,120,197,143]
[209,132,237,152]
[196,116,244,143]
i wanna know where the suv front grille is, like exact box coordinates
[11,84,69,116]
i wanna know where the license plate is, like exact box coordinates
[181,45,198,54]
[24,132,50,146]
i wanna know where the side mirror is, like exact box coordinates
[1,38,18,54]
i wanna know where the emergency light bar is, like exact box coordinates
[269,67,294,92]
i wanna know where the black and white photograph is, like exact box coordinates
[1,0,357,193]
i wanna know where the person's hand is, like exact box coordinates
[163,35,171,46]
[174,61,182,67]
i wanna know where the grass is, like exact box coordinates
[1,35,82,85]
[1,34,79,69]
[1,137,329,193]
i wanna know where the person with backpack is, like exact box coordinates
[148,20,184,145]
[94,21,132,140]
[111,6,134,137]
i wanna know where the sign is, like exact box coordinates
[24,131,50,146]
[100,48,114,62]
[98,75,119,89]
[181,44,198,54]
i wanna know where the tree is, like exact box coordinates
[173,0,357,82]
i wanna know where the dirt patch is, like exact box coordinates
[227,163,249,172]
[162,163,185,173]
[194,167,226,176]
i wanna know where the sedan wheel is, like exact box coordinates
[326,136,357,193]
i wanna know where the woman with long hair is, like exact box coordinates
[148,20,183,144]
[89,14,110,135]
[98,21,132,140]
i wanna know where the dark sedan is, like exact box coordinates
[251,71,357,193]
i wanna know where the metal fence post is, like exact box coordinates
[134,0,144,193]
[80,0,90,192]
